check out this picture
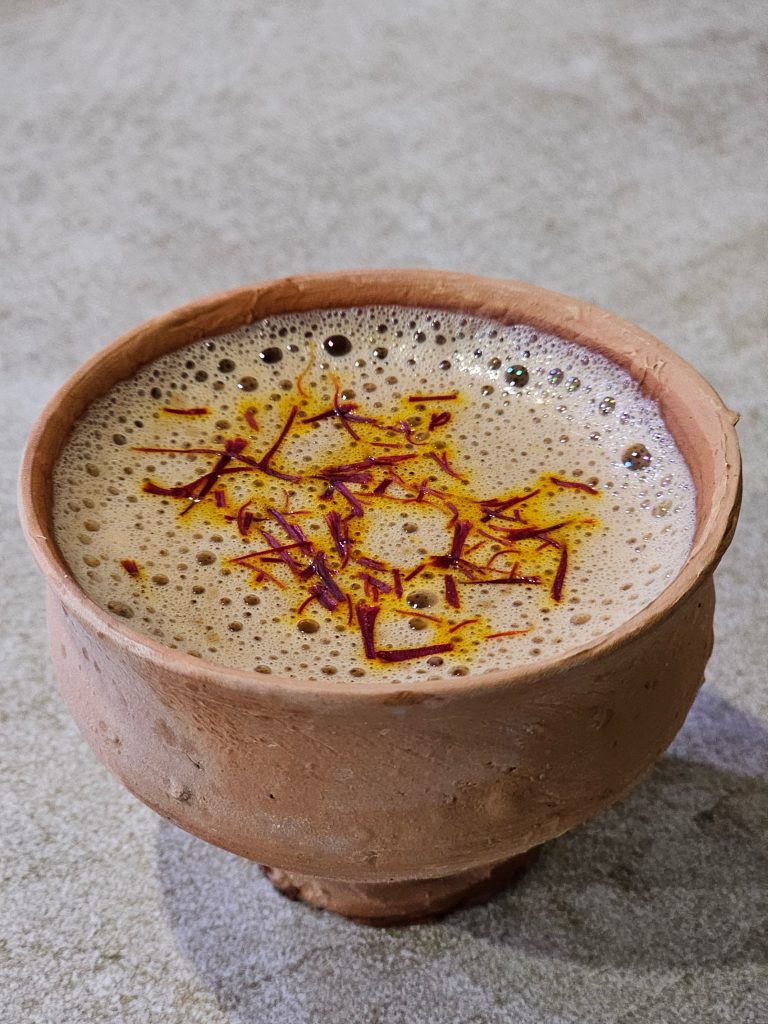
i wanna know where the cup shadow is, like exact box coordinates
[155,689,768,1022]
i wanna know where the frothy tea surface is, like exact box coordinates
[53,306,696,682]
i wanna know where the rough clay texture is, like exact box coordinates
[1,3,766,1023]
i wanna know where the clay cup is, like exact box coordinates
[18,270,741,924]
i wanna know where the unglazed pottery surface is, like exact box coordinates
[19,270,741,922]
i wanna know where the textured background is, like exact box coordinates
[1,2,766,1022]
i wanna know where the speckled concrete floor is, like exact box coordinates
[1,2,766,1022]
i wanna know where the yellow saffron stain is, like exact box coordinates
[135,374,601,669]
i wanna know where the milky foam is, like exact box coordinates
[53,306,696,683]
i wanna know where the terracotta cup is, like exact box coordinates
[19,271,741,925]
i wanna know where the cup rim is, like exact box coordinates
[18,269,742,700]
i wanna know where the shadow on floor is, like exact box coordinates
[155,689,768,1022]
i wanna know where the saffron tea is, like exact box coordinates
[53,306,696,682]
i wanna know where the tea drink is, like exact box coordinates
[53,306,696,682]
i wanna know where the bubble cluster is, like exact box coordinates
[53,304,696,683]
[599,397,616,415]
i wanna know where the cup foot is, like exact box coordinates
[261,846,540,926]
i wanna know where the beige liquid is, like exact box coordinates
[53,306,696,682]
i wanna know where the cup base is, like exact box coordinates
[261,846,541,926]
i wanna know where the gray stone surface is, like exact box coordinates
[1,1,766,1021]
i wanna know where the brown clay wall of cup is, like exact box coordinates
[47,575,715,883]
[20,271,741,892]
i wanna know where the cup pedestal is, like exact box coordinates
[262,846,541,926]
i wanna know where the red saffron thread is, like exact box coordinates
[297,593,317,615]
[357,572,392,595]
[489,520,571,542]
[460,569,541,585]
[404,563,425,581]
[239,561,286,589]
[255,406,301,482]
[449,618,479,634]
[356,602,453,663]
[444,574,460,609]
[485,547,522,568]
[180,438,249,515]
[394,609,443,624]
[294,354,312,397]
[484,629,531,640]
[162,407,209,415]
[375,643,454,663]
[407,393,458,402]
[428,411,452,430]
[355,555,388,571]
[309,551,346,602]
[549,476,599,495]
[552,546,568,602]
[480,489,540,514]
[356,603,380,659]
[230,541,311,562]
[309,583,339,610]
[257,530,307,578]
[426,450,464,480]
[236,500,254,536]
[325,511,350,564]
